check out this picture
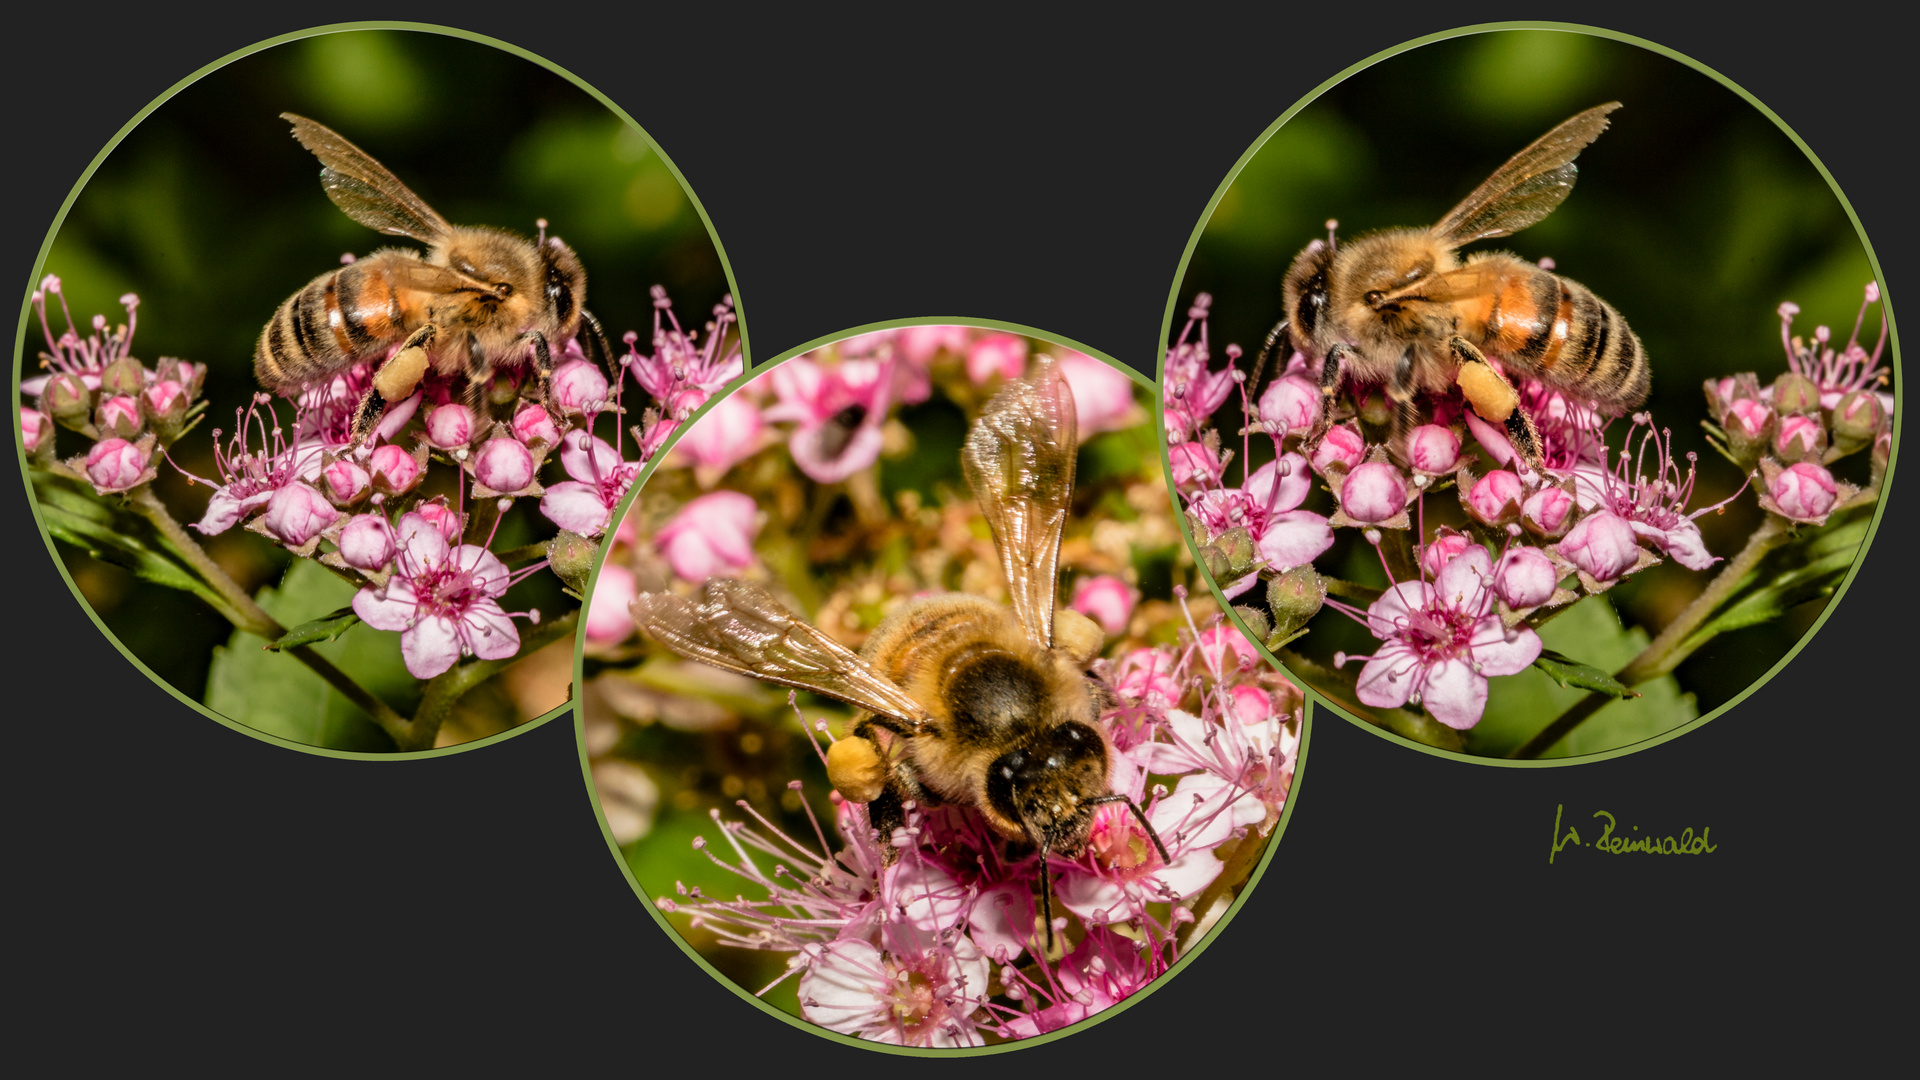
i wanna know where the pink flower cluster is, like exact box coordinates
[657,605,1300,1046]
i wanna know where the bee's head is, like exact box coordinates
[984,720,1109,857]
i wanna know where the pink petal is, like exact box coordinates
[540,481,613,535]
[352,580,420,632]
[1418,658,1489,730]
[1355,643,1420,710]
[1255,510,1335,572]
[400,615,463,678]
[461,601,521,661]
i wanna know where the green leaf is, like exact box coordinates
[205,559,418,750]
[34,482,230,608]
[1472,595,1697,758]
[1532,650,1638,698]
[264,607,362,651]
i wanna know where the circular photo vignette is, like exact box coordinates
[1158,23,1896,763]
[575,321,1308,1051]
[13,23,741,756]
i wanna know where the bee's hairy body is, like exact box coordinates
[255,114,593,442]
[854,594,1112,849]
[1270,103,1651,465]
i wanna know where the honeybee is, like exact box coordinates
[254,113,605,442]
[629,357,1165,950]
[1264,102,1650,466]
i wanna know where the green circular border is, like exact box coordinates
[572,318,1312,1054]
[9,21,749,761]
[1153,21,1900,767]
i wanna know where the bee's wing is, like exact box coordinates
[283,113,453,245]
[397,261,498,295]
[1379,262,1507,306]
[1429,102,1621,249]
[961,354,1077,652]
[631,578,932,728]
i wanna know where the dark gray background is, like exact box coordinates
[8,6,1907,1070]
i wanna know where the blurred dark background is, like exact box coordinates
[1172,29,1881,719]
[36,28,731,711]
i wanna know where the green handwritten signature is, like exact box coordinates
[1549,804,1717,863]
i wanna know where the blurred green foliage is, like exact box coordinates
[1176,29,1884,720]
[32,29,731,705]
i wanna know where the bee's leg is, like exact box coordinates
[1450,336,1543,470]
[506,329,566,430]
[1386,344,1421,458]
[353,324,436,445]
[463,332,495,415]
[1297,341,1353,451]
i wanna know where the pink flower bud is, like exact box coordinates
[1166,441,1219,486]
[1831,390,1884,444]
[586,563,639,645]
[337,514,395,571]
[96,394,144,439]
[415,501,465,544]
[673,393,764,473]
[667,387,710,422]
[84,437,151,493]
[1773,414,1825,463]
[425,403,476,449]
[1309,423,1365,475]
[1057,351,1137,436]
[965,333,1028,385]
[1463,469,1525,526]
[512,403,560,448]
[1769,461,1838,522]
[897,325,970,364]
[45,372,91,422]
[1557,509,1640,582]
[320,458,372,506]
[368,444,423,495]
[101,355,145,396]
[1726,398,1773,440]
[20,407,52,455]
[142,379,189,426]
[1521,486,1575,539]
[1339,461,1407,523]
[1226,684,1272,725]
[1494,546,1559,608]
[1419,532,1470,578]
[262,481,340,546]
[1070,575,1137,637]
[1405,424,1460,474]
[655,491,760,581]
[1257,375,1322,436]
[551,359,610,414]
[473,437,535,493]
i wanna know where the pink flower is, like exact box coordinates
[1521,486,1575,538]
[586,563,638,645]
[654,491,760,581]
[1556,509,1640,583]
[763,357,892,484]
[550,359,609,415]
[191,398,316,534]
[1767,461,1839,523]
[84,437,154,493]
[1186,454,1333,581]
[261,481,340,547]
[1339,461,1408,524]
[24,279,143,398]
[625,288,743,404]
[964,333,1027,385]
[1493,546,1559,609]
[96,394,143,439]
[1463,469,1525,526]
[1053,757,1226,927]
[336,514,395,572]
[1256,374,1321,436]
[1056,351,1137,436]
[319,458,371,507]
[897,325,972,365]
[1405,424,1460,474]
[352,512,524,679]
[511,402,560,448]
[797,918,990,1048]
[20,407,52,455]
[1166,441,1220,487]
[1110,647,1181,713]
[1309,422,1366,475]
[668,391,765,474]
[997,929,1151,1039]
[472,437,536,494]
[1780,283,1889,411]
[414,501,465,544]
[368,443,423,496]
[1581,419,1723,572]
[1344,546,1542,729]
[1418,530,1470,578]
[540,431,640,537]
[1071,575,1137,637]
[424,403,475,449]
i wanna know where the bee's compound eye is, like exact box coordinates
[1365,290,1384,306]
[495,282,514,296]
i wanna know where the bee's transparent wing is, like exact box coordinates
[961,354,1077,651]
[631,578,931,727]
[1430,102,1621,248]
[283,113,453,245]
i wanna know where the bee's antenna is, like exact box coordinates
[578,308,614,374]
[1086,793,1172,865]
[1253,318,1290,396]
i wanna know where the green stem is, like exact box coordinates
[128,486,411,743]
[400,609,578,752]
[1509,514,1794,759]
